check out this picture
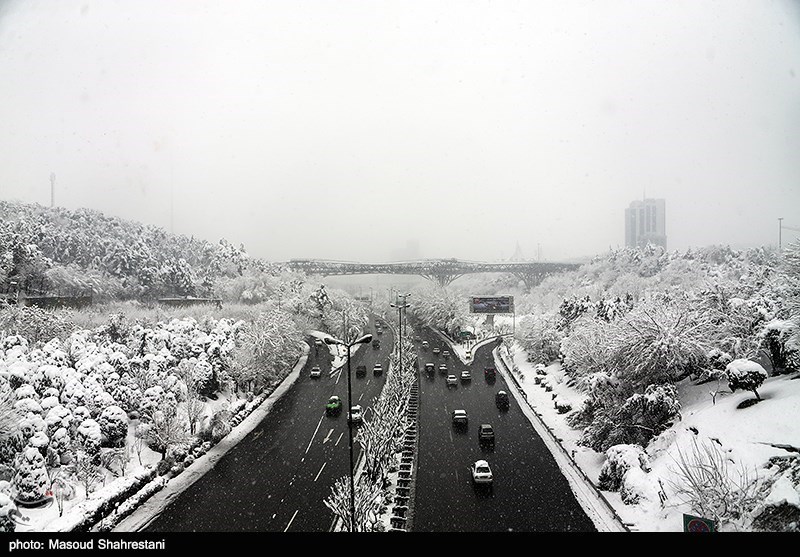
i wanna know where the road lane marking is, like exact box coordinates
[284,510,299,532]
[367,379,371,386]
[314,462,327,482]
[323,428,333,444]
[335,432,344,446]
[449,430,453,443]
[305,416,324,454]
[336,369,342,384]
[358,393,363,402]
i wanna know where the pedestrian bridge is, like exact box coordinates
[284,258,580,288]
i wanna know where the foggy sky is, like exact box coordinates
[1,0,799,263]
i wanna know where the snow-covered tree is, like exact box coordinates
[97,406,128,448]
[725,359,768,401]
[12,447,49,503]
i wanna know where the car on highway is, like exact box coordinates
[326,396,342,415]
[372,339,380,350]
[484,367,497,381]
[446,374,458,387]
[373,363,383,376]
[432,347,441,355]
[310,365,322,378]
[314,338,323,347]
[348,405,363,423]
[442,350,450,359]
[461,370,471,381]
[478,424,495,446]
[376,327,383,335]
[471,460,493,484]
[421,341,429,350]
[424,362,435,374]
[438,363,448,375]
[496,390,510,409]
[356,364,367,377]
[452,409,468,426]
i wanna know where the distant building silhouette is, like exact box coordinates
[509,241,525,261]
[625,198,666,249]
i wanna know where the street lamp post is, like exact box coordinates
[779,217,784,251]
[324,332,372,531]
[391,293,411,369]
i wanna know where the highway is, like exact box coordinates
[410,324,596,532]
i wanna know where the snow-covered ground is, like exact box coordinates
[500,341,800,532]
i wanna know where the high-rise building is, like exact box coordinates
[625,198,666,249]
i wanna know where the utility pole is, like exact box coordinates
[50,173,55,207]
[779,217,784,250]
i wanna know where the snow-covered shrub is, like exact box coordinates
[97,406,128,448]
[667,436,761,527]
[759,320,800,376]
[13,447,49,503]
[554,399,572,414]
[0,482,17,532]
[75,419,102,454]
[580,384,681,452]
[725,359,768,401]
[619,466,659,505]
[598,444,651,492]
[515,313,564,364]
[50,428,71,463]
[28,431,49,454]
[14,398,42,415]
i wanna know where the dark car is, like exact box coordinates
[356,364,367,377]
[372,339,380,350]
[439,363,448,375]
[373,363,383,376]
[484,367,497,380]
[424,362,435,375]
[496,390,509,409]
[478,424,495,446]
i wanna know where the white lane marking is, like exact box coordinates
[305,416,324,454]
[366,379,371,386]
[335,432,344,446]
[336,369,342,384]
[323,428,333,444]
[455,469,458,483]
[284,510,299,532]
[314,462,327,482]
[272,513,276,519]
[358,393,363,402]
[449,429,453,443]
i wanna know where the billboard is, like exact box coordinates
[470,296,514,314]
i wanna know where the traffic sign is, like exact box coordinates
[683,514,716,532]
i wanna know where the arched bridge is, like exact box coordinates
[284,258,581,289]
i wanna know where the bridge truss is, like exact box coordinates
[284,259,580,289]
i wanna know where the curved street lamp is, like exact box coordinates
[324,332,372,530]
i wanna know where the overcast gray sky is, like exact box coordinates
[1,0,798,262]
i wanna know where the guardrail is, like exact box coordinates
[492,346,630,532]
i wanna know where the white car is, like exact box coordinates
[310,365,321,378]
[461,370,471,381]
[471,460,493,484]
[314,338,323,347]
[432,347,441,355]
[446,374,458,387]
[348,405,363,423]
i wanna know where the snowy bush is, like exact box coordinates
[580,384,681,452]
[619,466,659,505]
[76,419,102,454]
[760,320,800,376]
[97,406,128,448]
[725,359,768,401]
[598,444,651,492]
[667,436,761,527]
[13,447,49,503]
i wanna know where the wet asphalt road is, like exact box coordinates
[411,325,596,532]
